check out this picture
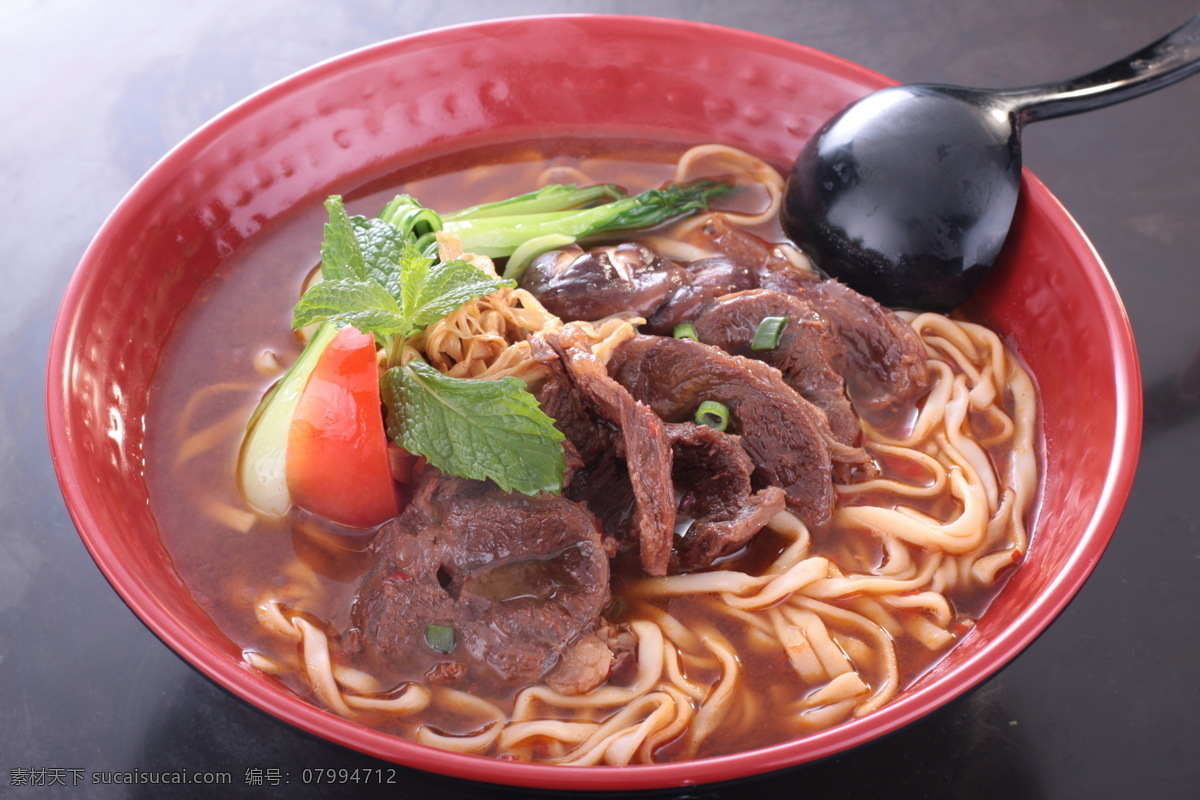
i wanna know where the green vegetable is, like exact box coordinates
[443,179,734,279]
[673,322,700,341]
[750,316,789,351]
[296,197,513,344]
[242,175,727,508]
[238,323,339,516]
[506,233,578,278]
[444,183,625,221]
[379,193,445,235]
[382,360,566,495]
[695,400,731,432]
[290,196,566,496]
[378,194,448,256]
[241,194,461,519]
[424,624,457,653]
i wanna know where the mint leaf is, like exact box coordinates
[301,197,513,342]
[320,196,368,281]
[382,360,566,495]
[297,194,559,495]
[292,278,409,335]
[353,216,413,296]
[320,197,416,292]
[401,248,514,329]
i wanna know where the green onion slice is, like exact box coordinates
[750,316,789,350]
[424,624,457,653]
[695,400,731,432]
[673,322,699,341]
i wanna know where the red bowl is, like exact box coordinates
[46,15,1141,791]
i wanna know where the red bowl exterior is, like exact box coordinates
[45,15,1141,791]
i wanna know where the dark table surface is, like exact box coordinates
[4,1,1199,798]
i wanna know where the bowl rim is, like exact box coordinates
[45,13,1143,791]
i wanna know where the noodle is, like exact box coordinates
[245,295,1036,762]
[673,144,784,227]
[201,142,1040,765]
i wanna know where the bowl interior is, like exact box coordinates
[47,15,1140,791]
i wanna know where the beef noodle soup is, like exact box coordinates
[145,138,1038,765]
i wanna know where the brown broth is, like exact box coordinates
[144,138,1021,760]
[145,138,699,720]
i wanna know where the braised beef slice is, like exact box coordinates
[534,344,640,557]
[608,335,837,527]
[534,364,609,466]
[425,661,467,685]
[518,243,684,322]
[616,215,927,414]
[664,213,930,414]
[544,620,631,696]
[769,278,931,413]
[563,454,638,553]
[642,256,759,335]
[531,327,676,576]
[665,422,787,571]
[676,212,800,276]
[350,473,613,690]
[692,289,861,450]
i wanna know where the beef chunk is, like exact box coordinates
[561,454,639,562]
[544,622,627,696]
[666,213,930,414]
[425,661,467,685]
[608,335,838,527]
[531,327,676,576]
[769,278,931,413]
[666,422,786,571]
[692,289,862,453]
[518,243,684,322]
[350,473,612,687]
[642,256,759,334]
[616,213,927,415]
[676,212,800,276]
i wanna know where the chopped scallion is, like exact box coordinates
[424,624,457,653]
[695,400,731,432]
[673,322,699,341]
[751,316,789,350]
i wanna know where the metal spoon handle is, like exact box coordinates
[995,14,1200,123]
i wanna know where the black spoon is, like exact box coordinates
[781,14,1200,312]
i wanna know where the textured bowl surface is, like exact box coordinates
[46,15,1141,791]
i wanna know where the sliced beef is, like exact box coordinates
[691,289,861,452]
[676,212,800,276]
[534,362,608,465]
[425,661,467,685]
[515,215,930,425]
[518,243,684,322]
[608,335,838,527]
[531,327,676,576]
[668,213,931,414]
[666,422,787,571]
[767,278,930,413]
[561,454,639,560]
[753,258,814,296]
[642,256,759,335]
[544,621,629,696]
[350,473,613,689]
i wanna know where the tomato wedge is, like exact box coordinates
[286,326,398,528]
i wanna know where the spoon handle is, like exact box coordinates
[996,14,1200,123]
